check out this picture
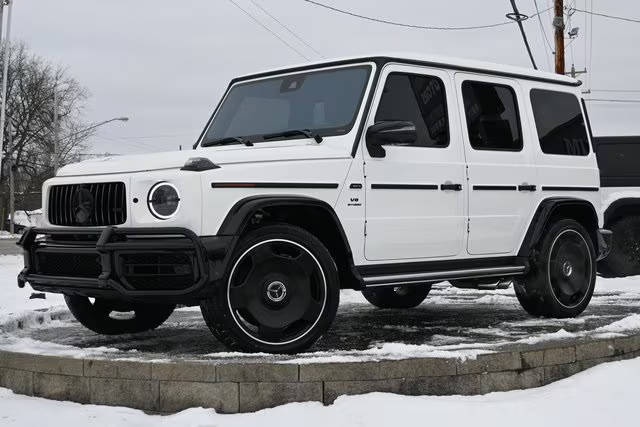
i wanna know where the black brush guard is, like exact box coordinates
[17,227,234,303]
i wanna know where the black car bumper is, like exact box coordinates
[17,227,236,304]
[597,228,613,261]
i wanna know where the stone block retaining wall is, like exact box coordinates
[1,335,639,414]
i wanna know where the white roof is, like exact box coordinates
[237,52,579,86]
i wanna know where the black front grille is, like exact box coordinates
[119,253,196,291]
[36,252,102,278]
[48,182,126,226]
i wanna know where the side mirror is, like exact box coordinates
[365,121,417,158]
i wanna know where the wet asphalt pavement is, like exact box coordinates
[0,239,20,255]
[6,281,640,362]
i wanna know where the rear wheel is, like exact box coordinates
[64,296,175,335]
[598,216,640,278]
[200,224,340,353]
[515,219,596,318]
[362,284,431,309]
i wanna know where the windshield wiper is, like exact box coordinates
[262,129,323,144]
[202,136,253,147]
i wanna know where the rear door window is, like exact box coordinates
[461,81,523,151]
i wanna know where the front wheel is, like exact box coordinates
[515,219,596,318]
[362,285,431,309]
[200,224,340,353]
[64,296,175,335]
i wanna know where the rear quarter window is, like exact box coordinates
[530,89,590,156]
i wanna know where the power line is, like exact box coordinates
[303,0,552,31]
[585,99,640,104]
[587,0,594,90]
[573,7,640,24]
[533,0,554,71]
[591,89,640,93]
[227,0,310,60]
[249,0,324,58]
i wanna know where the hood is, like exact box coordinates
[56,141,351,177]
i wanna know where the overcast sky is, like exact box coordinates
[12,0,640,155]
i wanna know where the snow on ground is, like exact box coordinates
[3,253,640,362]
[0,231,21,239]
[0,255,66,328]
[2,357,640,426]
[9,209,43,227]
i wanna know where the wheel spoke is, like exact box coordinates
[258,324,286,340]
[249,243,275,266]
[296,251,318,278]
[301,299,324,322]
[229,283,254,309]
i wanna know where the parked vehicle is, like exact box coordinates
[17,54,611,353]
[594,136,640,277]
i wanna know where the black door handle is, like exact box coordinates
[518,184,537,192]
[441,183,463,191]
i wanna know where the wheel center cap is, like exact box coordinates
[266,281,287,303]
[562,261,573,277]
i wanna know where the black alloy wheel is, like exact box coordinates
[227,238,327,345]
[515,219,596,318]
[200,224,340,353]
[64,295,175,335]
[362,284,431,309]
[548,229,593,308]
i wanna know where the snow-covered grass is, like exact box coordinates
[0,255,65,328]
[2,357,640,426]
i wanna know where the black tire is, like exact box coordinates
[362,285,431,309]
[515,219,596,318]
[200,224,340,353]
[598,216,640,278]
[64,295,175,335]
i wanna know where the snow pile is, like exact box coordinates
[2,358,640,425]
[593,313,640,334]
[0,336,135,359]
[9,209,43,228]
[517,328,576,345]
[0,230,20,239]
[0,256,66,328]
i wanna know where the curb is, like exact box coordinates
[1,334,639,413]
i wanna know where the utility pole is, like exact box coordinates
[52,88,59,174]
[0,2,5,43]
[553,0,565,75]
[8,119,13,234]
[0,0,11,174]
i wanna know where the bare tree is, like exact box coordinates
[0,43,92,228]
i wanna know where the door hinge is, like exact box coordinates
[364,220,367,236]
[467,218,470,233]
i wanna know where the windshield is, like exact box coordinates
[201,65,371,145]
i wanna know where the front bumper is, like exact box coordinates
[597,228,613,261]
[17,227,235,303]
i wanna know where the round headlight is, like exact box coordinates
[148,182,180,219]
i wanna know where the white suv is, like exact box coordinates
[18,54,611,353]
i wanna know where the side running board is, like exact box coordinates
[361,265,526,288]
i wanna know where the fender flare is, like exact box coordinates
[218,194,354,254]
[603,198,640,226]
[518,197,598,257]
